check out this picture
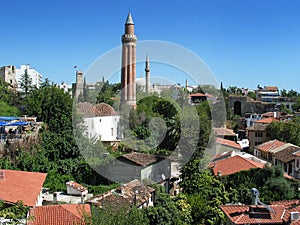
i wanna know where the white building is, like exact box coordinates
[16,64,43,90]
[84,115,121,142]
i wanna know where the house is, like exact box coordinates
[247,117,278,153]
[209,155,266,177]
[273,145,300,177]
[293,151,300,179]
[0,169,47,207]
[254,139,288,162]
[214,128,238,142]
[187,92,216,105]
[220,199,300,225]
[27,204,90,225]
[66,181,88,196]
[77,102,122,142]
[256,86,280,103]
[106,152,171,187]
[88,179,155,209]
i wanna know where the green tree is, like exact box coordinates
[0,101,21,116]
[19,69,32,96]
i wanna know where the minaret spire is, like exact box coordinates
[145,54,150,95]
[121,12,137,107]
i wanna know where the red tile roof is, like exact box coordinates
[28,204,90,225]
[189,93,206,97]
[0,169,47,206]
[209,155,265,176]
[216,138,242,150]
[220,205,285,224]
[255,140,287,153]
[255,117,279,124]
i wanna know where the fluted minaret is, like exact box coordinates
[145,54,150,95]
[121,12,137,107]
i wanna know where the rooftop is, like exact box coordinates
[214,127,237,137]
[255,139,287,153]
[28,204,90,225]
[209,155,265,177]
[254,117,279,124]
[220,204,285,224]
[66,181,88,193]
[76,102,118,117]
[0,169,47,206]
[221,199,300,225]
[88,179,155,209]
[273,145,300,163]
[215,138,242,150]
[119,152,163,167]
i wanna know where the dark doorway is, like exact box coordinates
[234,101,242,116]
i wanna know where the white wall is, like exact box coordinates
[84,115,121,142]
[16,64,43,90]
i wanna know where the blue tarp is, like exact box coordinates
[7,121,29,126]
[0,117,19,121]
[0,122,7,126]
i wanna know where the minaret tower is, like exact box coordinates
[121,12,137,107]
[145,54,150,95]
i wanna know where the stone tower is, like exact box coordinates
[145,54,150,94]
[121,12,137,107]
[75,70,84,99]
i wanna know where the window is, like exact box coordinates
[297,159,299,168]
[255,132,263,137]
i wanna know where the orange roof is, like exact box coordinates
[216,138,242,150]
[220,205,285,224]
[214,128,236,136]
[255,140,287,153]
[28,204,90,225]
[0,169,47,206]
[66,181,87,192]
[209,155,265,176]
[255,117,279,124]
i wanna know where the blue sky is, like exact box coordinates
[0,0,299,91]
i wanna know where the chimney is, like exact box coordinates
[53,192,59,204]
[291,212,299,221]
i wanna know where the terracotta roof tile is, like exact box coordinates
[76,102,117,117]
[214,128,237,136]
[216,138,242,150]
[255,140,287,153]
[66,181,87,193]
[273,145,300,163]
[209,155,265,176]
[28,204,90,225]
[0,170,47,206]
[255,117,279,124]
[220,204,285,224]
[88,179,155,209]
